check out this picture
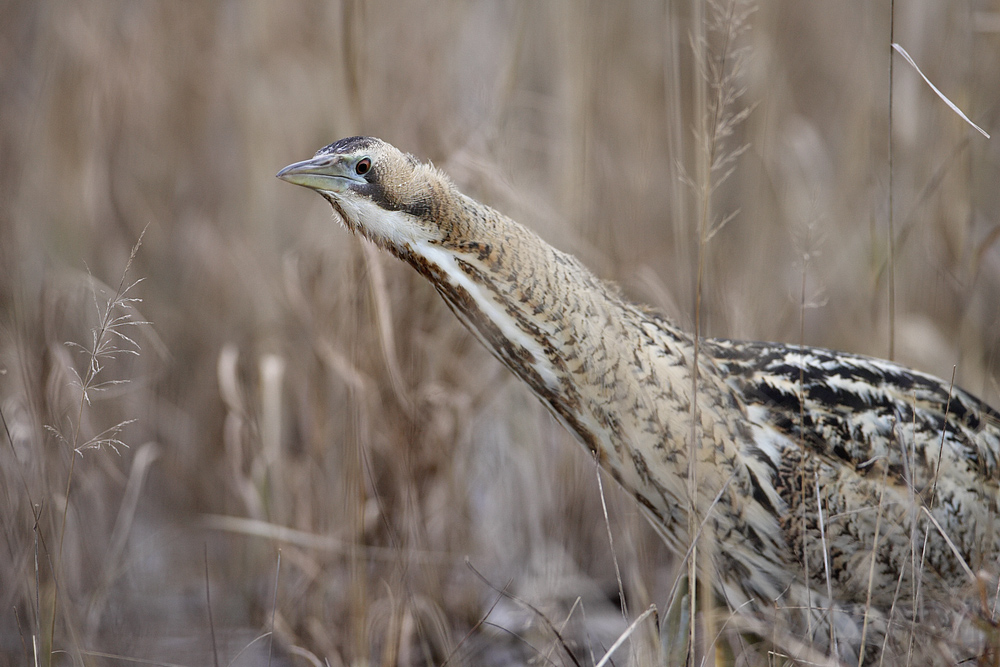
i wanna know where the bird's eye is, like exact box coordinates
[355,158,372,176]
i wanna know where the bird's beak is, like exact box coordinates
[276,155,362,193]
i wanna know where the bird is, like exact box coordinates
[278,136,1000,664]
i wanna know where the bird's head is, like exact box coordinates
[277,136,447,253]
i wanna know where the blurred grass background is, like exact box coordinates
[1,1,999,665]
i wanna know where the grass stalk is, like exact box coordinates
[50,228,146,665]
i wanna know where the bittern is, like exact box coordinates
[278,136,1000,664]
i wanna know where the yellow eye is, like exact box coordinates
[355,158,372,176]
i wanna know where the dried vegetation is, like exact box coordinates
[2,2,1000,665]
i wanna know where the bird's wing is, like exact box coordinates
[708,339,1000,579]
[706,339,1000,486]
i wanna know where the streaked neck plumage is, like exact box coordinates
[390,173,728,545]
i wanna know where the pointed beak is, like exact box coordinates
[277,155,361,193]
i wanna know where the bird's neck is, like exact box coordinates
[396,185,703,507]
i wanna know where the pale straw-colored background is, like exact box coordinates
[2,2,999,665]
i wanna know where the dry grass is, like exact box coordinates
[2,2,999,665]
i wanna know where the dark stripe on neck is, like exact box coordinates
[352,181,434,220]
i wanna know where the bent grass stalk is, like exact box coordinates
[48,228,147,665]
